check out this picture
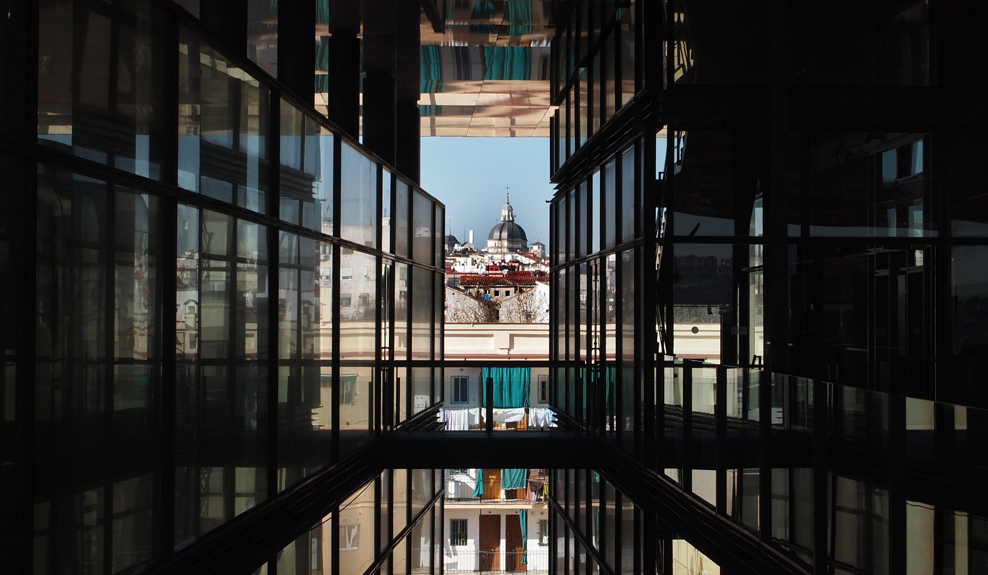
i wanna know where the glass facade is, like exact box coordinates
[6,1,988,574]
[548,1,988,574]
[4,2,445,573]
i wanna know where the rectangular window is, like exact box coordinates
[538,519,549,546]
[341,267,353,279]
[341,294,351,307]
[340,523,359,551]
[450,519,468,546]
[538,374,549,403]
[341,375,357,405]
[451,376,469,404]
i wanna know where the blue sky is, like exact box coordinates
[420,137,555,248]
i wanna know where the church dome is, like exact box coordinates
[488,221,527,242]
[487,192,528,253]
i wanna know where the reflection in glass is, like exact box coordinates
[38,0,169,180]
[178,26,270,213]
[341,143,378,249]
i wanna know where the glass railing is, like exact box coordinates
[652,359,988,572]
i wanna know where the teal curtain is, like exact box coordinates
[473,469,484,497]
[471,0,497,18]
[316,0,329,24]
[483,47,532,81]
[421,46,444,93]
[502,468,527,490]
[519,510,528,565]
[481,367,531,408]
[605,366,617,420]
[504,0,533,35]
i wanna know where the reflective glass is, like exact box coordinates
[620,145,637,244]
[620,249,636,448]
[38,0,169,181]
[178,26,270,213]
[618,3,635,100]
[338,365,373,457]
[339,483,376,575]
[789,133,930,238]
[411,469,432,520]
[411,267,433,361]
[339,250,376,360]
[792,1,928,86]
[395,263,409,361]
[412,191,434,265]
[341,143,377,248]
[830,475,889,574]
[411,513,432,573]
[950,246,988,407]
[247,0,278,77]
[396,180,410,257]
[604,158,617,249]
[279,100,336,233]
[278,232,333,491]
[383,170,393,253]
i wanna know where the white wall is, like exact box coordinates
[443,506,550,573]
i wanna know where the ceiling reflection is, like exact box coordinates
[314,0,556,137]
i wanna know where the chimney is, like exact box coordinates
[468,229,474,245]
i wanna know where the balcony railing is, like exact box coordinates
[443,548,550,574]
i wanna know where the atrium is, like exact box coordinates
[2,1,988,574]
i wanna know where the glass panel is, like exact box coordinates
[620,493,635,574]
[393,469,409,534]
[412,191,434,265]
[383,170,393,253]
[591,170,602,255]
[395,263,409,361]
[577,181,588,259]
[411,267,433,361]
[339,482,376,575]
[434,204,445,268]
[830,475,889,575]
[280,102,335,234]
[38,0,169,181]
[396,180,410,257]
[411,469,431,520]
[278,233,332,491]
[340,143,378,248]
[35,166,161,572]
[178,26,270,213]
[604,158,617,249]
[620,145,637,244]
[618,3,636,100]
[247,0,278,77]
[793,1,928,86]
[672,131,748,237]
[380,472,392,549]
[945,133,988,237]
[620,249,636,450]
[340,250,376,359]
[411,512,432,573]
[789,133,930,238]
[950,246,988,407]
[338,365,373,457]
[672,243,733,362]
[173,207,269,540]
